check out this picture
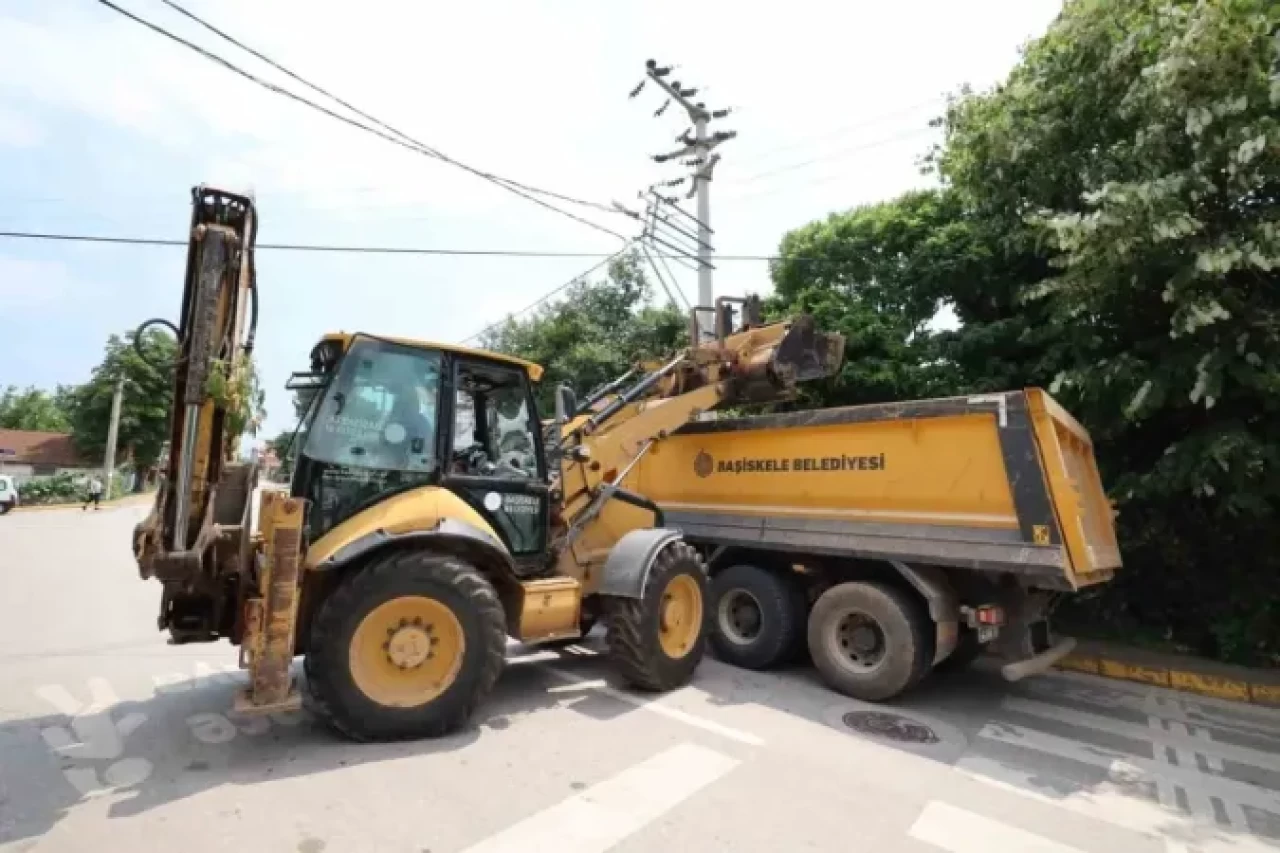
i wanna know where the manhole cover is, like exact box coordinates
[841,711,939,744]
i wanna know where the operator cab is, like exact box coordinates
[286,333,550,568]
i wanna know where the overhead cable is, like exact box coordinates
[95,0,627,241]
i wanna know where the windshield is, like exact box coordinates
[304,338,442,473]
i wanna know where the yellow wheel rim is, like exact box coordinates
[658,574,703,660]
[349,595,465,708]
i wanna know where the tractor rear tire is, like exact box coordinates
[806,581,933,702]
[709,564,807,670]
[304,549,507,741]
[605,541,709,692]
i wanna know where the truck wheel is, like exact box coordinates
[709,564,807,669]
[605,541,709,691]
[304,550,507,741]
[807,581,932,702]
[0,500,11,515]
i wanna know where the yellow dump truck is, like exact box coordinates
[625,389,1121,701]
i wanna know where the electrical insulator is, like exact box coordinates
[629,80,645,98]
[653,153,670,163]
[683,158,705,167]
[655,100,670,117]
[679,88,698,98]
[712,109,731,119]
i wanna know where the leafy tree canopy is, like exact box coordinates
[65,329,178,470]
[481,252,686,410]
[0,386,73,432]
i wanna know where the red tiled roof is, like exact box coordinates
[0,430,90,467]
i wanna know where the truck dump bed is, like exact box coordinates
[635,389,1120,591]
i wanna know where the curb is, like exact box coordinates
[1055,649,1280,708]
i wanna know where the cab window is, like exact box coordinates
[305,338,442,474]
[450,362,540,480]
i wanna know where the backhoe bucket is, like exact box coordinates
[726,315,845,403]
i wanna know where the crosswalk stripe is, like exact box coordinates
[978,722,1280,813]
[458,743,738,853]
[909,801,1086,853]
[956,755,1280,853]
[1004,696,1280,773]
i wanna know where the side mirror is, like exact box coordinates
[554,385,578,422]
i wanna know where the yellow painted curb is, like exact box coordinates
[1057,651,1277,707]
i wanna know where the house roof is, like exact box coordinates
[0,430,90,468]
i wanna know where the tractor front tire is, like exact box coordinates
[605,541,709,692]
[305,549,507,742]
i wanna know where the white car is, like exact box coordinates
[0,475,18,514]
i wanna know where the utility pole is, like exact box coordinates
[634,59,736,339]
[103,376,124,500]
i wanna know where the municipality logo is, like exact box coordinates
[693,451,714,479]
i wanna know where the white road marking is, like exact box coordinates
[544,666,765,746]
[1006,696,1280,775]
[957,755,1278,853]
[979,722,1280,813]
[910,800,1085,853]
[458,743,738,853]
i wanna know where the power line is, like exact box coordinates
[95,0,629,242]
[0,229,804,262]
[727,126,935,187]
[156,0,622,217]
[458,244,638,344]
[732,96,944,166]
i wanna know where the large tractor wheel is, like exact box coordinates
[605,541,709,691]
[709,564,808,670]
[806,581,933,702]
[305,549,507,741]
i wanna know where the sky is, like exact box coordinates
[0,0,1064,438]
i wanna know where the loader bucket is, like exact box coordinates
[773,315,845,384]
[726,315,845,403]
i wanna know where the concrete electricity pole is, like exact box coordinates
[636,59,736,338]
[103,376,124,499]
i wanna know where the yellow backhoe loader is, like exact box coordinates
[130,186,844,741]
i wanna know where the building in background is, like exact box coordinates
[0,429,96,482]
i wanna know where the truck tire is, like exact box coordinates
[605,540,709,691]
[0,500,12,515]
[709,564,807,670]
[304,549,507,741]
[806,581,933,702]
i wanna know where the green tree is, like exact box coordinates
[482,252,686,410]
[932,0,1280,661]
[65,329,179,471]
[0,385,73,431]
[767,0,1279,662]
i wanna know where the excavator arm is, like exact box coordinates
[551,296,845,577]
[133,186,262,640]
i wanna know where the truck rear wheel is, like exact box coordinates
[709,564,807,670]
[605,541,709,691]
[304,549,507,741]
[807,581,932,702]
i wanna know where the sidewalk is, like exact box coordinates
[11,492,155,513]
[1057,637,1280,707]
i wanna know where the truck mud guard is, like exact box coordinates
[597,528,685,600]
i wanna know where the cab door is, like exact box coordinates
[442,357,550,570]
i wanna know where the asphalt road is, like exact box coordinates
[3,505,1280,853]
